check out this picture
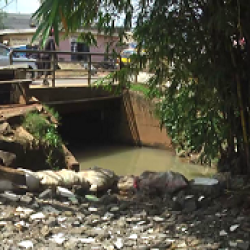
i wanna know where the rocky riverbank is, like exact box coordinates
[0,171,250,250]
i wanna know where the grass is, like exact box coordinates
[130,83,150,96]
[22,109,63,170]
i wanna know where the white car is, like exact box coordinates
[0,43,38,79]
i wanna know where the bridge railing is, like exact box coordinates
[9,49,121,88]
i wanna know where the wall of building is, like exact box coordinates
[58,34,120,63]
[1,34,35,46]
[1,31,120,63]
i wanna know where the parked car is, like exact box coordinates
[0,43,38,79]
[10,45,27,58]
[10,44,40,59]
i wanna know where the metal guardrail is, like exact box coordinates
[9,49,121,88]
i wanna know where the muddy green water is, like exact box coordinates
[73,145,216,180]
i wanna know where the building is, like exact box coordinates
[0,13,121,62]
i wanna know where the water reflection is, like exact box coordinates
[72,145,216,180]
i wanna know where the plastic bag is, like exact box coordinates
[19,168,40,191]
[135,171,188,194]
[56,169,80,186]
[36,170,64,187]
[117,175,136,192]
[78,167,117,192]
[36,169,90,189]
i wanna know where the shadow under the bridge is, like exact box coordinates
[56,91,141,160]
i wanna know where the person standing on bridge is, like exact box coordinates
[40,28,57,86]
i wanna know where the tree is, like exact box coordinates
[0,0,9,29]
[33,0,250,174]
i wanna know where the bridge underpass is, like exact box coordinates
[29,85,128,147]
[0,67,170,150]
[0,53,171,151]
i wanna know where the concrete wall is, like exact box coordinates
[117,91,173,150]
[29,86,120,103]
[29,86,172,149]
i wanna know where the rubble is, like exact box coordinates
[0,166,249,249]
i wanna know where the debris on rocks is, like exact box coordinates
[117,175,136,194]
[0,165,249,249]
[134,171,189,194]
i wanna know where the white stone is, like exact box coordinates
[15,221,30,228]
[15,207,34,217]
[79,237,95,244]
[57,186,75,198]
[230,224,240,232]
[229,241,237,247]
[90,184,98,192]
[104,245,115,250]
[137,221,146,225]
[219,230,228,236]
[50,233,66,245]
[18,240,33,249]
[193,178,219,186]
[177,242,187,248]
[114,238,124,249]
[88,207,98,212]
[30,212,45,221]
[57,217,67,223]
[102,212,114,220]
[198,196,205,201]
[110,206,119,212]
[128,234,138,240]
[153,216,165,222]
[185,195,194,199]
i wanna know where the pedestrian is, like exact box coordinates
[35,39,43,79]
[41,28,57,85]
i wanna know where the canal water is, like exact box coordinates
[72,145,216,180]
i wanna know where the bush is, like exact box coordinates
[22,110,63,169]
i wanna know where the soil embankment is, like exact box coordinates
[0,103,78,172]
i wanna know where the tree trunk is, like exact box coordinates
[236,74,250,173]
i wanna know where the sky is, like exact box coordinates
[0,0,40,14]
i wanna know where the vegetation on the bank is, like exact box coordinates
[33,0,250,174]
[130,84,150,96]
[22,107,63,169]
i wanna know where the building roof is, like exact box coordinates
[0,13,122,38]
[3,13,34,30]
[0,28,36,36]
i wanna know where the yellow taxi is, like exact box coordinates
[120,48,136,65]
[120,48,146,66]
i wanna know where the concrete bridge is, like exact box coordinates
[0,66,172,150]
